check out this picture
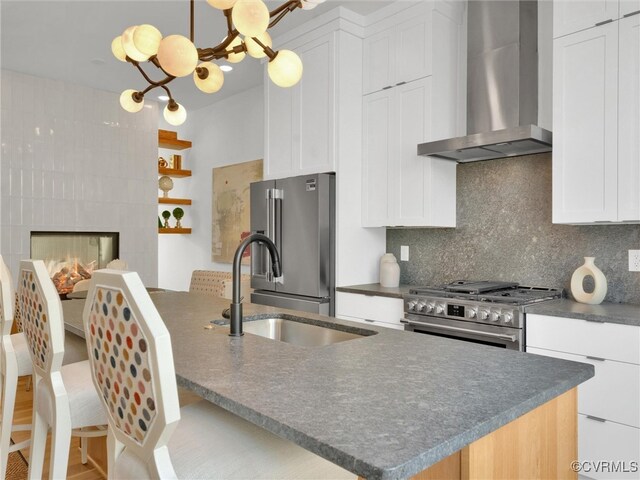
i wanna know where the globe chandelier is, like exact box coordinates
[113,0,324,126]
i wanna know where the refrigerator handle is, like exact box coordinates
[273,191,283,284]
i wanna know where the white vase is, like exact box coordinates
[380,253,400,288]
[570,257,607,305]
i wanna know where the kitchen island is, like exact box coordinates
[62,291,593,479]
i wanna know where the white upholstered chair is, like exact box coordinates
[17,260,107,480]
[84,269,355,479]
[0,255,33,479]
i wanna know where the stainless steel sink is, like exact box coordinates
[242,317,368,347]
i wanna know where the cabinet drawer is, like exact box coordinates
[527,314,640,364]
[338,313,405,331]
[578,414,640,480]
[336,292,404,325]
[528,347,640,428]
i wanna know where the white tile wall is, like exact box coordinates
[0,70,159,286]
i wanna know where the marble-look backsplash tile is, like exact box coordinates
[387,153,640,304]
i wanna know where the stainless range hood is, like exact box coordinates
[418,0,552,163]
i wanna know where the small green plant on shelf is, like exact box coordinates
[173,207,184,228]
[162,210,171,228]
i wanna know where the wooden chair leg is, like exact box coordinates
[80,428,88,464]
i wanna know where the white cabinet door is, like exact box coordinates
[363,78,456,228]
[264,34,336,180]
[578,414,640,480]
[395,14,432,90]
[297,35,335,175]
[554,0,619,38]
[552,23,619,223]
[265,75,295,180]
[362,6,432,96]
[362,89,394,227]
[336,291,405,327]
[618,14,640,221]
[621,0,640,17]
[527,347,640,428]
[362,27,395,95]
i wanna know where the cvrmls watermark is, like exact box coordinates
[571,460,639,474]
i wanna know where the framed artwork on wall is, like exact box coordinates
[211,159,263,264]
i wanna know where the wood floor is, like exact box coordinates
[9,376,104,480]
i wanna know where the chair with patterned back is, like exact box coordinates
[0,255,32,479]
[189,270,252,299]
[85,269,355,479]
[17,260,107,480]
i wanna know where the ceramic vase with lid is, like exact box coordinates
[380,253,400,288]
[570,256,607,304]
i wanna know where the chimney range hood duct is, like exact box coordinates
[418,0,552,163]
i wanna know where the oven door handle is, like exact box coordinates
[403,320,518,343]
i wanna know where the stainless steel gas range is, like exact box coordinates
[401,281,563,351]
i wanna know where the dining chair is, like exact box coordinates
[84,269,355,479]
[17,260,107,480]
[0,255,33,479]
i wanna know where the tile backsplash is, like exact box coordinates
[0,70,159,285]
[387,153,640,304]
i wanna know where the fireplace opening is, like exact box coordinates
[30,231,119,296]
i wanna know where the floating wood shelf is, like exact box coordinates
[158,197,192,205]
[158,129,192,150]
[159,228,192,234]
[158,167,192,178]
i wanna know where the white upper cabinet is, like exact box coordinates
[621,0,640,17]
[552,22,619,223]
[264,32,336,179]
[553,4,640,224]
[618,13,640,221]
[554,0,619,38]
[361,1,462,228]
[363,4,433,95]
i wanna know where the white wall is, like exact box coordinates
[0,70,159,285]
[157,86,264,291]
[538,0,553,130]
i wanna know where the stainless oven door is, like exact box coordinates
[402,314,523,351]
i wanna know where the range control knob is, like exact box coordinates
[407,301,418,312]
[425,303,435,314]
[416,301,427,313]
[502,311,513,324]
[467,308,477,319]
[489,310,501,322]
[478,309,489,321]
[435,304,445,315]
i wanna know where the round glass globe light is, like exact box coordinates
[194,63,225,93]
[133,24,162,57]
[119,90,144,113]
[268,50,303,88]
[300,1,318,9]
[207,0,238,9]
[244,32,272,59]
[164,103,187,126]
[232,0,269,38]
[111,36,127,62]
[226,36,246,64]
[157,35,199,77]
[122,26,149,62]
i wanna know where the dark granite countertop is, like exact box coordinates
[525,299,640,327]
[63,292,593,480]
[336,283,412,299]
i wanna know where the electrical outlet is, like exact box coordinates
[629,250,640,272]
[400,245,409,262]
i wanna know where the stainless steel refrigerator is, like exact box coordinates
[250,173,335,315]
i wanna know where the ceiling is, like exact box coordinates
[0,0,394,111]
